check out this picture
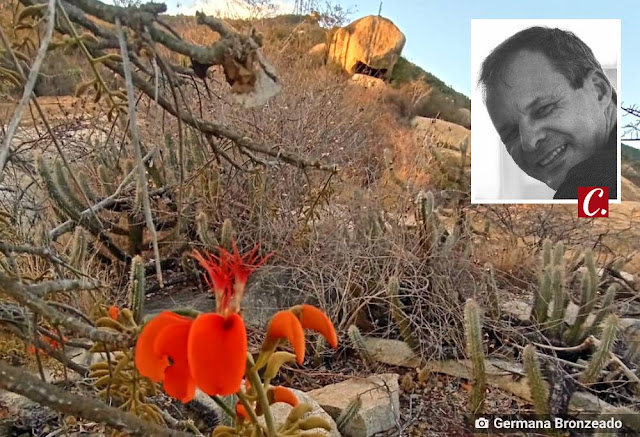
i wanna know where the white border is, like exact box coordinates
[470,19,621,205]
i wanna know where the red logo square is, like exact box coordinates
[578,187,609,218]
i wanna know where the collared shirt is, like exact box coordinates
[553,125,617,200]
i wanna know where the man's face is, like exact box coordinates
[486,50,609,190]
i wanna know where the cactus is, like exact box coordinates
[581,314,618,384]
[523,345,550,417]
[53,161,86,214]
[565,265,598,345]
[591,285,617,336]
[464,298,486,414]
[387,276,420,351]
[347,325,375,367]
[38,155,81,221]
[128,255,145,324]
[69,227,87,268]
[552,241,565,267]
[485,264,500,320]
[78,172,98,203]
[549,266,566,337]
[336,396,362,434]
[220,218,234,251]
[533,266,552,325]
[97,164,115,196]
[196,210,218,249]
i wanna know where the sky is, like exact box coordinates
[135,0,640,137]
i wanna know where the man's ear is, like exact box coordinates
[587,69,613,107]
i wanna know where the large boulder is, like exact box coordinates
[308,374,400,437]
[328,15,405,80]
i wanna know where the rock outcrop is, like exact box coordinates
[328,15,405,80]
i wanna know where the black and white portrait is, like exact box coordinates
[471,20,621,203]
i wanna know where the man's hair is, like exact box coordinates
[479,26,616,102]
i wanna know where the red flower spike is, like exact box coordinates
[154,322,195,403]
[227,241,273,307]
[192,249,233,310]
[135,311,192,383]
[296,304,338,349]
[265,311,306,365]
[269,386,299,407]
[188,313,247,396]
[108,306,120,320]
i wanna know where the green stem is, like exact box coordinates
[211,395,236,420]
[236,391,260,426]
[246,355,276,436]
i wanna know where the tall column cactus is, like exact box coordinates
[464,298,486,414]
[128,255,145,325]
[581,314,618,384]
[387,276,420,351]
[523,345,550,417]
[565,250,599,345]
[532,239,553,324]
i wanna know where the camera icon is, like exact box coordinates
[475,417,490,429]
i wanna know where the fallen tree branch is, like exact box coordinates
[0,359,193,436]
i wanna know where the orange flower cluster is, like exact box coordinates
[134,242,338,404]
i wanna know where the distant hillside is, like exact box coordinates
[622,143,640,162]
[390,56,470,109]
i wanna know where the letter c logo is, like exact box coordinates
[583,188,605,217]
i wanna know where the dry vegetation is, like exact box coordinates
[2,0,640,436]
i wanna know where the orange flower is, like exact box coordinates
[264,310,306,364]
[188,312,247,396]
[292,304,338,349]
[134,311,195,402]
[134,242,271,402]
[108,305,120,320]
[236,402,250,421]
[268,386,298,407]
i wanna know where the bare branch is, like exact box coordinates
[0,359,194,437]
[0,0,56,179]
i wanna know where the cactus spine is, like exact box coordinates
[347,325,375,367]
[581,314,618,384]
[523,345,550,417]
[464,298,485,414]
[387,276,419,351]
[129,255,145,324]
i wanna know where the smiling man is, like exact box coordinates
[479,26,617,199]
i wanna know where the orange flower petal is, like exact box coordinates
[108,306,120,320]
[236,402,250,421]
[135,311,191,382]
[265,311,306,365]
[298,304,338,349]
[188,313,247,396]
[270,386,298,406]
[154,320,195,403]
